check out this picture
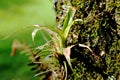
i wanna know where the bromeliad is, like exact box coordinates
[32,6,78,71]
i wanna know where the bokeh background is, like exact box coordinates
[0,0,55,80]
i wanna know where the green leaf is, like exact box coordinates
[62,7,76,33]
[63,20,74,39]
[32,28,40,42]
[62,9,71,32]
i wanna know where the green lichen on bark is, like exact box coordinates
[67,0,120,79]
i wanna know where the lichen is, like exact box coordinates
[68,0,120,79]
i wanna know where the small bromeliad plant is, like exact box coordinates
[30,5,78,79]
[6,0,101,80]
[26,0,100,79]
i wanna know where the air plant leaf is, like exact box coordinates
[63,19,83,41]
[62,7,83,40]
[62,7,76,35]
[0,25,34,40]
[32,27,40,42]
[62,8,71,31]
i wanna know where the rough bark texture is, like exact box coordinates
[67,0,120,79]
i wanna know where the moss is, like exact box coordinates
[67,0,120,79]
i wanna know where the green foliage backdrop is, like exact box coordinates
[0,0,55,80]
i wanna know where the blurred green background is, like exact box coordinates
[0,0,55,80]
